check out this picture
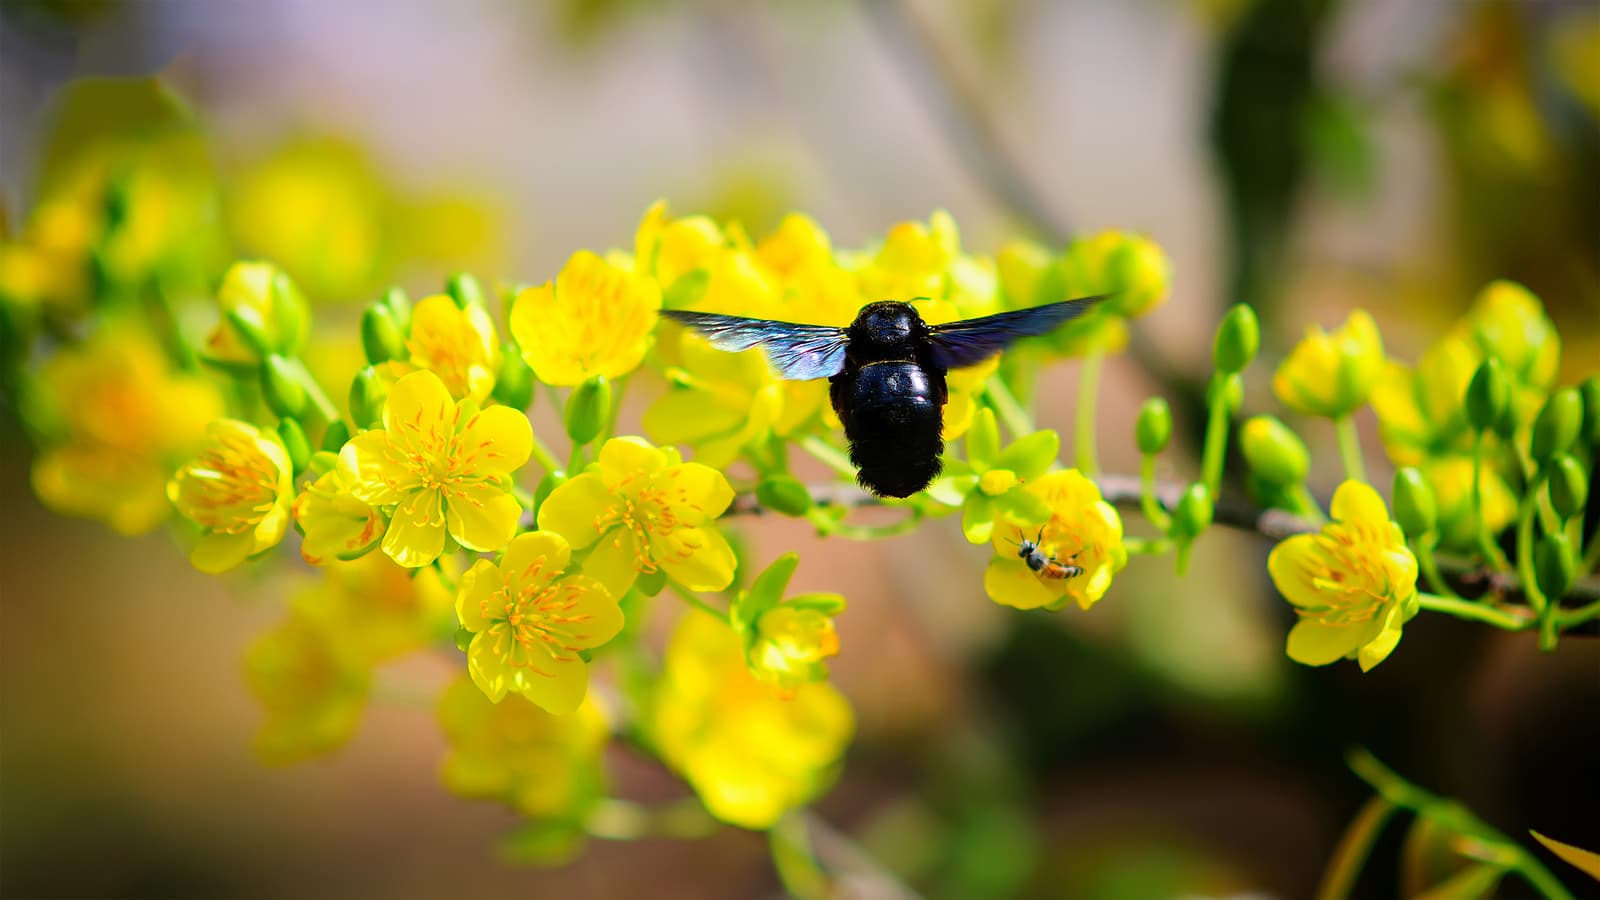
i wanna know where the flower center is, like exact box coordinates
[178,433,279,532]
[387,405,498,500]
[590,469,701,572]
[1294,525,1393,626]
[490,566,594,668]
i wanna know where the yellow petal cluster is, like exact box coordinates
[1267,481,1420,671]
[984,469,1127,611]
[1273,309,1384,418]
[203,261,306,366]
[292,465,385,564]
[748,606,842,693]
[340,370,532,567]
[395,293,501,402]
[510,250,661,386]
[538,437,735,597]
[244,615,369,764]
[168,419,294,573]
[292,554,455,664]
[456,531,624,713]
[653,612,853,829]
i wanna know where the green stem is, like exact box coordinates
[667,580,729,623]
[600,374,629,446]
[1289,484,1328,523]
[805,506,923,541]
[1581,528,1600,579]
[585,798,720,841]
[1124,536,1172,555]
[1555,598,1600,629]
[1200,375,1232,497]
[799,434,858,481]
[1334,415,1366,485]
[984,375,1035,439]
[290,357,342,426]
[1074,347,1104,475]
[1313,795,1397,900]
[1414,541,1461,600]
[1416,594,1533,630]
[1513,480,1556,649]
[527,430,562,475]
[1472,432,1512,571]
[1138,453,1173,531]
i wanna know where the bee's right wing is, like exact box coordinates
[661,310,849,381]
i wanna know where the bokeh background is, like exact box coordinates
[2,0,1597,897]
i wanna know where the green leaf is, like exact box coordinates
[966,407,1000,469]
[1411,864,1506,900]
[995,429,1059,480]
[1531,830,1600,883]
[733,553,798,633]
[769,812,830,900]
[787,592,846,615]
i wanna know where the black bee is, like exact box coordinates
[661,296,1100,497]
[1010,527,1084,580]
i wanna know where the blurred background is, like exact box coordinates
[1,0,1597,897]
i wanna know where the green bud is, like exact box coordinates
[380,285,411,330]
[1547,454,1587,521]
[532,469,567,516]
[261,354,310,419]
[756,475,812,517]
[270,270,309,354]
[1535,532,1576,600]
[349,366,389,430]
[320,420,351,452]
[308,450,339,475]
[1465,358,1510,432]
[361,304,406,364]
[224,306,272,358]
[492,347,534,411]
[447,272,485,309]
[1391,467,1437,539]
[1239,415,1309,488]
[1172,482,1214,539]
[277,418,311,475]
[1530,387,1582,466]
[1213,303,1260,375]
[564,376,611,445]
[1135,397,1172,455]
[1580,376,1600,448]
[454,626,474,652]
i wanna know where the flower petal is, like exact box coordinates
[654,462,734,523]
[654,526,736,592]
[584,526,640,597]
[501,531,573,589]
[467,628,511,702]
[458,405,532,475]
[339,431,410,505]
[598,436,667,488]
[1267,536,1328,609]
[983,557,1063,610]
[383,370,453,439]
[191,530,257,574]
[1330,480,1388,525]
[456,559,501,632]
[1285,619,1364,667]
[537,472,610,549]
[383,489,447,568]
[1357,605,1405,672]
[514,644,590,715]
[561,575,624,649]
[445,481,521,553]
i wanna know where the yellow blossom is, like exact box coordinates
[292,465,386,564]
[652,612,853,829]
[455,531,623,713]
[1272,309,1384,418]
[537,437,736,597]
[394,293,501,402]
[29,324,222,535]
[340,370,532,567]
[244,615,369,764]
[168,419,295,573]
[1424,455,1517,553]
[853,210,961,302]
[748,606,841,693]
[1268,481,1420,671]
[984,469,1127,611]
[292,554,455,664]
[510,250,661,386]
[635,201,779,317]
[1370,332,1480,465]
[437,675,608,819]
[203,260,308,366]
[1462,280,1559,389]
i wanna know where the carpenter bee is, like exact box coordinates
[662,296,1101,498]
[1009,527,1084,580]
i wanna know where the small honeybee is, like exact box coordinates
[1011,528,1084,580]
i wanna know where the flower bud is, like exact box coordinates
[1136,397,1172,455]
[1391,467,1437,539]
[1172,482,1214,539]
[1530,387,1582,467]
[756,475,812,517]
[269,269,308,354]
[1213,303,1260,375]
[1271,310,1383,418]
[1465,358,1509,432]
[320,420,350,452]
[349,366,388,430]
[379,285,411,330]
[224,305,272,358]
[361,304,406,364]
[307,450,339,475]
[492,346,534,411]
[447,272,485,309]
[276,417,311,475]
[1580,376,1600,449]
[1240,415,1309,488]
[532,469,566,517]
[1535,532,1576,600]
[1547,454,1587,521]
[564,375,611,445]
[261,354,309,420]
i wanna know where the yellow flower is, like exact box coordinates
[635,201,779,317]
[340,370,532,567]
[748,606,841,693]
[292,465,386,565]
[509,250,661,386]
[203,261,308,366]
[168,419,295,573]
[652,612,853,829]
[1462,280,1558,389]
[244,615,369,764]
[1058,230,1170,320]
[1267,481,1420,671]
[1424,455,1517,553]
[397,293,501,402]
[29,324,222,535]
[1370,332,1480,465]
[1272,309,1384,418]
[293,554,456,664]
[437,675,608,818]
[984,469,1127,611]
[455,531,623,713]
[854,210,961,302]
[537,437,736,597]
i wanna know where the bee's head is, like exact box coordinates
[849,301,925,357]
[1009,527,1042,558]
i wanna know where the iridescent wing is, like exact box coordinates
[661,310,850,381]
[927,296,1104,370]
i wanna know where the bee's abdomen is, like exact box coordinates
[838,362,945,498]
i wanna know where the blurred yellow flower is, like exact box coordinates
[340,370,532,567]
[293,554,455,664]
[748,606,841,693]
[854,210,960,302]
[244,614,369,764]
[635,201,778,317]
[396,293,500,402]
[203,260,308,366]
[510,250,661,386]
[29,325,222,535]
[456,531,623,714]
[537,437,736,596]
[1370,332,1479,465]
[984,468,1127,611]
[168,419,294,573]
[653,612,852,829]
[1272,309,1384,418]
[292,465,386,565]
[1424,455,1517,553]
[1460,280,1559,390]
[1268,481,1419,671]
[1056,230,1170,320]
[437,675,608,818]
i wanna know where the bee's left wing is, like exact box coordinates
[661,310,849,381]
[926,296,1104,370]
